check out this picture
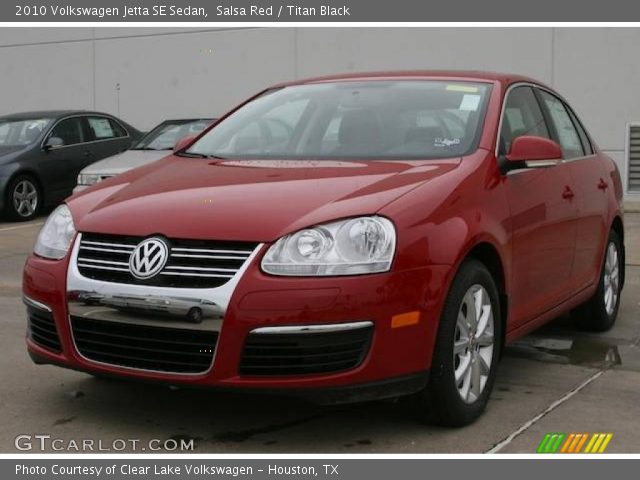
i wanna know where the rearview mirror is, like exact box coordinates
[43,136,64,150]
[506,136,562,164]
[174,135,196,152]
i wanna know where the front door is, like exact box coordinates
[41,116,93,201]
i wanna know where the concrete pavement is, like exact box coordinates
[0,216,638,453]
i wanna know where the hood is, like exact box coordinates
[0,145,27,163]
[70,156,460,242]
[81,149,172,176]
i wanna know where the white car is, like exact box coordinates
[74,118,215,192]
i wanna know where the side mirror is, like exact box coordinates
[505,136,563,164]
[43,136,64,150]
[174,135,196,152]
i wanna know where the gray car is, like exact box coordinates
[74,118,215,193]
[0,110,141,221]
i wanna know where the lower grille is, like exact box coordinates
[28,307,62,352]
[71,316,218,374]
[240,323,373,376]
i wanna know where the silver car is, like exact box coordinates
[74,118,215,192]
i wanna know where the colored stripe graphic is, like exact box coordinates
[574,433,589,453]
[559,433,575,453]
[598,434,613,453]
[584,433,614,453]
[538,433,613,453]
[536,433,566,453]
[536,433,552,453]
[548,433,565,453]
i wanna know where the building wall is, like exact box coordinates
[0,27,638,198]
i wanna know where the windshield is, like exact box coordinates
[134,119,213,150]
[0,118,51,147]
[187,81,491,160]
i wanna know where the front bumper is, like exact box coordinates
[23,242,451,402]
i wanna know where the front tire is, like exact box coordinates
[415,259,502,427]
[4,175,41,221]
[572,230,622,332]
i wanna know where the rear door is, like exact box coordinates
[536,89,608,291]
[85,115,132,161]
[501,86,578,328]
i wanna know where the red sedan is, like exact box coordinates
[23,71,625,426]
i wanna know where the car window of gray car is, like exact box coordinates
[109,118,128,138]
[49,117,86,146]
[134,120,212,150]
[0,118,51,146]
[86,116,126,140]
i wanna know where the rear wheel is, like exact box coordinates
[4,175,41,221]
[572,230,622,332]
[414,259,502,427]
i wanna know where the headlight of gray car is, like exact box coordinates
[34,205,76,260]
[76,173,102,187]
[261,216,396,276]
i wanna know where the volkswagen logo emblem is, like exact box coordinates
[129,237,170,280]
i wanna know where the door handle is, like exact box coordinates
[83,150,93,157]
[562,186,575,200]
[598,178,608,190]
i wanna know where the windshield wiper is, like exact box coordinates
[175,151,227,160]
[175,151,208,158]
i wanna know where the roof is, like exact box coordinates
[161,118,217,123]
[273,70,548,89]
[0,110,110,120]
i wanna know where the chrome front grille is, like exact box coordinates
[76,233,259,289]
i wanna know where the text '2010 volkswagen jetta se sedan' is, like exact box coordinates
[23,71,625,426]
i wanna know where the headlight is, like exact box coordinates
[34,205,76,260]
[261,216,396,276]
[77,173,102,187]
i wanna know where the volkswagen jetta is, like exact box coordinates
[22,72,625,426]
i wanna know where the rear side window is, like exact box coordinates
[109,119,128,137]
[538,91,585,159]
[50,117,85,146]
[87,116,127,140]
[566,107,593,155]
[499,86,550,155]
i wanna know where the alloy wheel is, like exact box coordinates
[12,180,38,218]
[603,242,620,316]
[453,284,495,404]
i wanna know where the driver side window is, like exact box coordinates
[50,117,85,146]
[500,86,550,155]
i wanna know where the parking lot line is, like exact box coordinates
[0,222,43,233]
[487,370,605,453]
